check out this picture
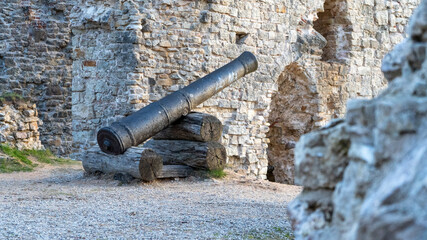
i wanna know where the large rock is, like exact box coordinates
[288,1,427,239]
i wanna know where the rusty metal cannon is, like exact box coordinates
[97,51,258,155]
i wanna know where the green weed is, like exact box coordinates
[24,149,54,163]
[0,92,24,102]
[0,144,77,173]
[0,157,34,173]
[208,169,227,179]
[0,144,33,165]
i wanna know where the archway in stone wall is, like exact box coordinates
[313,0,352,123]
[266,63,318,184]
[313,0,351,63]
[267,0,353,183]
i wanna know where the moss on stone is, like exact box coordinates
[0,92,25,103]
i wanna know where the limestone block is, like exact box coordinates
[355,139,427,239]
[295,120,350,189]
[331,161,377,228]
[226,125,249,135]
[23,110,34,117]
[375,10,389,25]
[288,189,334,238]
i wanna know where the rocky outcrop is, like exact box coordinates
[0,96,43,150]
[288,1,427,239]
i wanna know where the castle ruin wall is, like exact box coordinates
[0,0,419,181]
[0,0,73,155]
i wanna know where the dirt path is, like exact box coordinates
[0,163,301,239]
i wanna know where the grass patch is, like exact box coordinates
[0,157,34,173]
[24,149,54,163]
[208,169,227,179]
[0,92,24,102]
[222,226,295,240]
[50,157,76,165]
[23,148,75,164]
[0,145,33,165]
[0,144,76,173]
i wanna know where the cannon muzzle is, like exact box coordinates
[97,51,258,155]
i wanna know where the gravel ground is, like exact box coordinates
[0,163,302,239]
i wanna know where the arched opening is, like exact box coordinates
[266,63,318,184]
[313,0,352,63]
[313,0,352,125]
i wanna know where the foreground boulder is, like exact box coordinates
[288,1,427,239]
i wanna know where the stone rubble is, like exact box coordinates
[0,98,43,150]
[288,1,427,238]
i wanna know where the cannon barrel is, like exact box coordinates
[97,51,258,155]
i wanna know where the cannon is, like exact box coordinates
[97,51,258,155]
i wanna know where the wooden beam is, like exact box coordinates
[143,139,227,170]
[153,112,223,142]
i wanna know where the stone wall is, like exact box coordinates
[0,0,73,155]
[0,0,419,180]
[289,1,427,238]
[267,60,322,183]
[70,0,325,179]
[0,96,43,150]
[267,0,419,183]
[70,0,419,180]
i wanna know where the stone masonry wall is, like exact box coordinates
[0,97,43,150]
[70,0,418,180]
[70,0,325,179]
[0,0,73,155]
[267,0,419,183]
[289,2,427,238]
[0,0,419,179]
